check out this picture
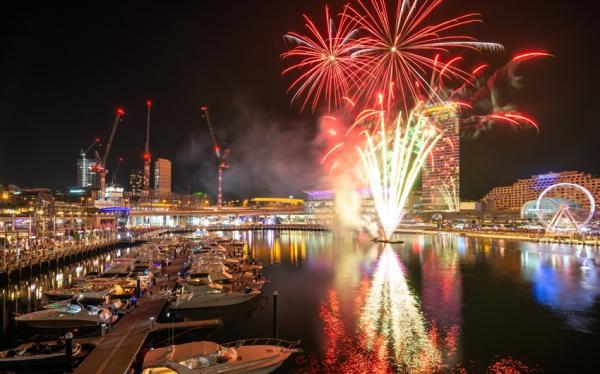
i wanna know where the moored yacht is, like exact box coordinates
[141,339,300,374]
[170,286,260,310]
[15,301,116,329]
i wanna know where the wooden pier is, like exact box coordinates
[74,255,188,374]
[0,228,182,285]
[0,239,121,285]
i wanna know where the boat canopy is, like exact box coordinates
[143,341,228,369]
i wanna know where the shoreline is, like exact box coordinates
[395,228,600,246]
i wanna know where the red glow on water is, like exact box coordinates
[487,357,537,373]
[318,290,393,373]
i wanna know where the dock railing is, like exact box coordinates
[222,338,301,350]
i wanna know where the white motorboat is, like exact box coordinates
[43,296,125,311]
[141,339,299,374]
[170,287,260,310]
[15,301,116,329]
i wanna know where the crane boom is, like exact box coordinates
[111,157,124,186]
[94,108,124,200]
[201,106,221,158]
[81,137,100,156]
[145,101,151,154]
[144,100,152,194]
[102,108,124,167]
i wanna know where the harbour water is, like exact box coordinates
[3,231,600,373]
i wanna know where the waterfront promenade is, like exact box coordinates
[0,227,177,284]
[396,227,600,246]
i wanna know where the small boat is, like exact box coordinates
[372,238,404,244]
[15,301,116,329]
[170,287,261,310]
[141,339,300,374]
[0,340,94,372]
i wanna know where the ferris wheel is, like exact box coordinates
[535,183,595,232]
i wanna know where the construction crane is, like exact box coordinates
[111,156,124,186]
[94,108,124,199]
[200,106,229,209]
[144,100,152,195]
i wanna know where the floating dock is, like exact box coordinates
[75,255,188,374]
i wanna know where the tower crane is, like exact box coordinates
[93,108,124,199]
[200,106,229,209]
[144,100,152,194]
[80,137,100,158]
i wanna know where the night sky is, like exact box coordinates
[1,0,597,200]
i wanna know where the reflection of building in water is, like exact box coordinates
[520,250,600,333]
[420,235,462,363]
[359,246,441,371]
[238,230,309,266]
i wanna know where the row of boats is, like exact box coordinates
[2,234,301,373]
[141,235,300,374]
[169,238,265,310]
[13,238,180,329]
[0,238,183,372]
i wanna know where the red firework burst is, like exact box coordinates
[347,0,503,111]
[282,5,363,113]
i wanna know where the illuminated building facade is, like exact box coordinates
[129,169,144,195]
[76,157,99,188]
[154,158,172,195]
[482,171,600,212]
[421,105,460,212]
[304,189,421,225]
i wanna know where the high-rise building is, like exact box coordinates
[129,169,144,195]
[76,155,99,188]
[482,171,600,212]
[421,105,460,212]
[154,158,172,195]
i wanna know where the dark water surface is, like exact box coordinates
[154,231,600,373]
[3,231,600,373]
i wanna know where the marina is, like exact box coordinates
[1,229,600,373]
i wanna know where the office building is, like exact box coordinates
[129,169,144,195]
[421,104,460,212]
[154,158,172,195]
[76,155,99,188]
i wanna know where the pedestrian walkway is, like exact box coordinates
[75,255,186,374]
